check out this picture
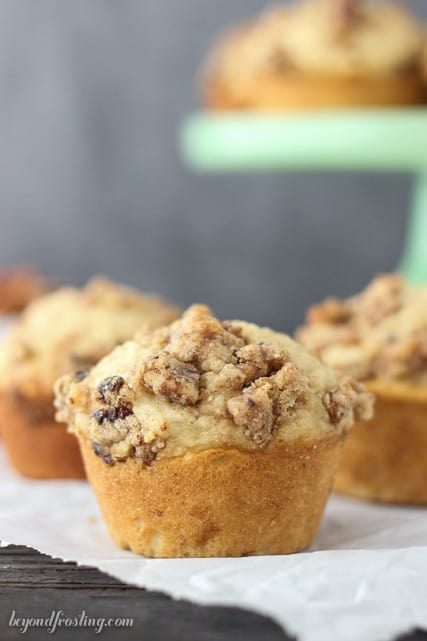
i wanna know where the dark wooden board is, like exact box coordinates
[0,545,425,641]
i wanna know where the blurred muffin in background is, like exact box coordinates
[297,274,427,504]
[0,266,51,430]
[422,37,427,94]
[203,0,426,111]
[55,304,373,558]
[0,265,50,315]
[0,277,180,479]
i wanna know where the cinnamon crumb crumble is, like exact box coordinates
[297,275,427,384]
[55,305,373,464]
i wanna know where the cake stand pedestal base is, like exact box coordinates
[400,172,427,283]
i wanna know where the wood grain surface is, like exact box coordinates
[0,545,425,641]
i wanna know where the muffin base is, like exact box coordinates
[0,393,85,479]
[79,433,344,558]
[204,70,425,111]
[335,382,427,504]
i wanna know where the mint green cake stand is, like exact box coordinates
[180,110,427,282]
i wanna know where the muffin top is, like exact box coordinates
[296,274,427,386]
[0,277,180,400]
[55,304,373,465]
[282,0,423,77]
[205,8,289,88]
[207,0,424,83]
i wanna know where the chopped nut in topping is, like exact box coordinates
[275,362,308,414]
[227,362,308,447]
[324,379,374,432]
[228,384,275,447]
[166,306,245,373]
[142,353,200,406]
[215,363,247,393]
[234,342,287,384]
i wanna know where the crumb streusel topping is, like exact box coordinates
[55,305,373,465]
[297,274,427,384]
[0,277,180,399]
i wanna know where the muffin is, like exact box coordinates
[203,0,426,111]
[422,38,427,97]
[55,304,373,558]
[0,278,180,479]
[0,265,50,314]
[297,274,427,504]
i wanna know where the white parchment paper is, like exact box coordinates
[0,317,426,641]
[1,444,426,641]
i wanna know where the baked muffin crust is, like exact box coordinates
[55,304,373,465]
[297,274,427,385]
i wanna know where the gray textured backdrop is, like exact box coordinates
[0,0,425,331]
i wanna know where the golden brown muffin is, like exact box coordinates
[422,38,427,97]
[55,304,373,557]
[297,274,427,504]
[0,266,50,314]
[203,0,426,111]
[0,277,180,479]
